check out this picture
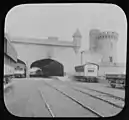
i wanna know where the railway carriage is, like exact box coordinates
[74,63,99,82]
[4,34,17,84]
[14,59,26,78]
[29,67,43,77]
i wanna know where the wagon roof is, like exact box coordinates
[75,62,99,68]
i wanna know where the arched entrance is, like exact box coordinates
[30,58,64,77]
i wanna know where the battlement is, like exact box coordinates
[90,29,118,41]
[96,31,118,41]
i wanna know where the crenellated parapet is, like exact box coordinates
[96,31,118,41]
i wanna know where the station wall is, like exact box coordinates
[4,54,16,75]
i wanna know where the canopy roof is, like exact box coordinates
[30,59,64,76]
[30,59,62,69]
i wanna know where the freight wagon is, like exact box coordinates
[74,63,99,82]
[106,73,126,88]
[4,34,17,85]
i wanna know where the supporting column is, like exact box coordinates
[26,61,30,78]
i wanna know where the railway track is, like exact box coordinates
[77,85,124,101]
[63,80,124,100]
[72,87,124,109]
[38,88,55,117]
[60,82,124,109]
[60,80,125,107]
[44,80,123,116]
[52,79,124,108]
[42,81,106,117]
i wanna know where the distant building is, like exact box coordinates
[4,34,17,76]
[81,29,126,76]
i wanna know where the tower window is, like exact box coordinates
[109,56,113,62]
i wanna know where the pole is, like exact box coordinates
[26,61,29,78]
[81,51,85,65]
[81,52,82,65]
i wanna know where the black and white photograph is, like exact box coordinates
[4,3,127,117]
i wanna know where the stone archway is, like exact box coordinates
[30,58,64,76]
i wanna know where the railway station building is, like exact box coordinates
[4,34,17,76]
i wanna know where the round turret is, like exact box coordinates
[89,29,118,64]
[89,29,100,37]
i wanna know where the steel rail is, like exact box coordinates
[44,82,104,117]
[74,85,124,101]
[38,88,55,117]
[72,87,124,109]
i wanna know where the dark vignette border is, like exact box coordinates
[0,0,128,120]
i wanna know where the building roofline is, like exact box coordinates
[17,59,26,65]
[75,62,99,67]
[4,53,17,63]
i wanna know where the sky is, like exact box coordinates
[5,3,127,63]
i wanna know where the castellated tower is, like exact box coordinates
[89,29,118,64]
[72,29,82,53]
